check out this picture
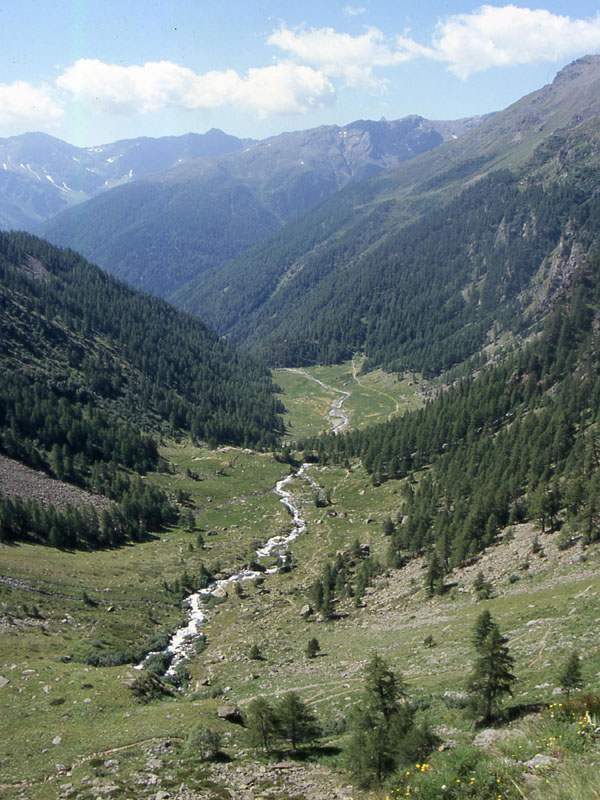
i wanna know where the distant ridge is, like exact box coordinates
[39,113,487,298]
[0,129,252,229]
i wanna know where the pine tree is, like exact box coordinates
[245,697,278,753]
[345,654,413,786]
[468,621,516,722]
[362,652,408,722]
[472,609,494,651]
[248,643,262,661]
[274,692,319,751]
[559,651,584,697]
[425,551,444,596]
[305,637,320,659]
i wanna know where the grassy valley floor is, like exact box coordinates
[1,369,599,799]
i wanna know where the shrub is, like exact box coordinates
[143,651,174,676]
[557,530,575,550]
[318,715,347,737]
[306,637,321,659]
[128,672,173,703]
[164,659,191,689]
[184,723,222,762]
[249,643,263,660]
[144,631,171,652]
[85,648,135,667]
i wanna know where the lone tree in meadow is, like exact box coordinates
[559,651,584,697]
[305,637,320,659]
[245,696,279,753]
[468,613,516,722]
[184,723,222,762]
[275,691,319,751]
[345,653,414,786]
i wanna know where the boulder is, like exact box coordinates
[299,604,313,618]
[217,705,243,724]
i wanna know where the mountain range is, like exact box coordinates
[172,55,600,373]
[0,128,252,230]
[38,114,487,297]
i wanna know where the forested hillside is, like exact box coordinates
[302,245,600,571]
[178,56,600,373]
[0,231,284,478]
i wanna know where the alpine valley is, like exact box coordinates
[1,56,600,800]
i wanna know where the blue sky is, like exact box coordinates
[2,1,600,146]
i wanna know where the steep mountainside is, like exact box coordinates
[177,56,600,373]
[305,229,600,569]
[0,231,284,478]
[40,115,486,298]
[0,129,250,229]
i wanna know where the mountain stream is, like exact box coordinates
[138,377,351,676]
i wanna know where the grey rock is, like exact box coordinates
[525,754,559,771]
[472,728,510,748]
[438,739,459,751]
[217,705,243,723]
[522,773,543,787]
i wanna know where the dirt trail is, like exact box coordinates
[351,357,401,421]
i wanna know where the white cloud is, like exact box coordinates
[268,25,412,88]
[0,81,63,128]
[344,5,366,16]
[56,58,334,117]
[268,7,600,87]
[239,63,335,116]
[421,5,600,78]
